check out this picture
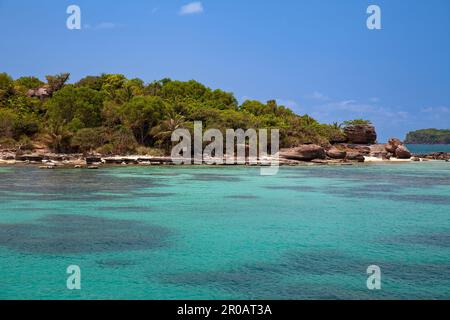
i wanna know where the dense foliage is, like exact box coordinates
[342,119,373,127]
[0,72,349,154]
[405,129,450,144]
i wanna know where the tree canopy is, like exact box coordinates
[0,72,351,154]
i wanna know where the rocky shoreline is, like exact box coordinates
[1,150,448,169]
[1,125,449,168]
[1,146,448,169]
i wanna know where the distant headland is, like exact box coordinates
[405,129,450,144]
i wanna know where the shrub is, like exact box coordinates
[0,137,17,149]
[342,119,372,127]
[136,146,165,156]
[71,127,107,152]
[16,136,34,151]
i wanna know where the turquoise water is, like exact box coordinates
[0,163,449,300]
[407,144,450,154]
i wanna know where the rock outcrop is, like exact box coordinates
[384,138,411,159]
[280,144,326,161]
[385,138,402,153]
[27,73,70,100]
[346,152,365,162]
[414,152,450,161]
[395,145,412,159]
[27,87,51,100]
[326,147,347,159]
[14,154,44,162]
[344,125,377,144]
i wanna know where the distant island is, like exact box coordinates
[405,129,450,144]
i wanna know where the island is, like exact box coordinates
[405,129,450,144]
[1,72,449,166]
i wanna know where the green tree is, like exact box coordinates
[45,73,70,95]
[71,127,107,152]
[120,96,167,144]
[43,123,73,153]
[0,108,18,138]
[0,73,15,102]
[15,76,45,90]
[75,75,105,91]
[45,86,104,129]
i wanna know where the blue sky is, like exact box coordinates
[1,0,449,142]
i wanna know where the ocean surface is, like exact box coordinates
[407,144,450,154]
[0,163,449,300]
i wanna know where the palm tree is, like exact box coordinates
[332,122,342,130]
[43,122,72,153]
[150,112,186,153]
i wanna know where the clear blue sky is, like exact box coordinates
[1,0,449,141]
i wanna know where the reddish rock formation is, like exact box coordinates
[384,138,411,159]
[344,125,377,144]
[395,145,412,159]
[385,138,402,153]
[326,147,347,159]
[346,152,365,162]
[280,144,326,161]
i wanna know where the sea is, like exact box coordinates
[407,144,450,154]
[0,162,449,299]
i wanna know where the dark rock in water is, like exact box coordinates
[414,152,450,161]
[344,125,377,144]
[39,166,55,170]
[395,145,412,159]
[103,158,139,165]
[346,152,365,162]
[326,147,347,159]
[86,156,102,164]
[15,154,44,162]
[1,154,15,160]
[280,145,326,161]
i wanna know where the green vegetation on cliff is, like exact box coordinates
[405,129,450,144]
[0,72,352,154]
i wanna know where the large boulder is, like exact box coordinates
[395,145,412,159]
[27,87,50,99]
[86,156,102,164]
[280,144,326,161]
[15,154,44,162]
[326,147,347,159]
[346,152,365,162]
[385,138,402,153]
[329,134,348,144]
[344,125,377,144]
[384,138,411,159]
